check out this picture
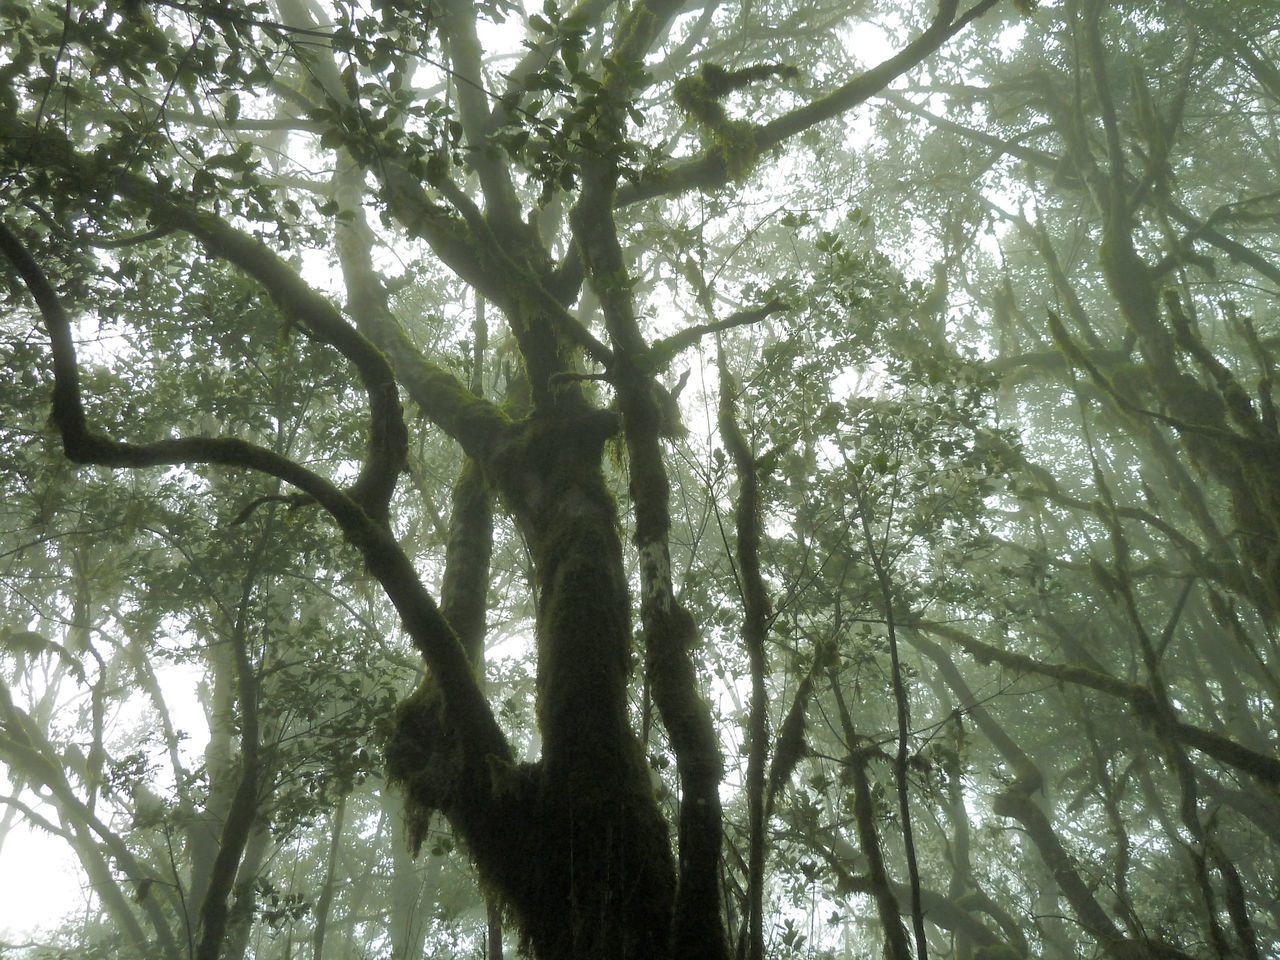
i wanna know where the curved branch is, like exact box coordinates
[890,92,1280,292]
[1,113,410,523]
[103,176,407,523]
[1168,202,1280,287]
[0,218,513,777]
[619,0,1001,206]
[757,0,994,147]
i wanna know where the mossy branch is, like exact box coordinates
[0,217,513,790]
[332,160,513,461]
[620,0,1002,204]
[673,63,799,181]
[1,117,413,525]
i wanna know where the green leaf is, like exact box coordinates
[341,62,359,100]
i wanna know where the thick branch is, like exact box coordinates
[0,119,409,522]
[566,13,729,951]
[122,193,407,522]
[0,219,512,781]
[332,157,513,459]
[435,0,523,228]
[759,0,994,147]
[1168,202,1280,287]
[618,0,1001,205]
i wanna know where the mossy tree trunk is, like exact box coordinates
[387,401,680,959]
[333,142,686,953]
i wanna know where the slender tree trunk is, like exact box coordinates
[223,816,270,960]
[195,581,264,960]
[312,792,347,960]
[719,352,771,960]
[188,628,237,919]
[388,794,434,959]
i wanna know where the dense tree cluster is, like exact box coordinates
[0,0,1277,958]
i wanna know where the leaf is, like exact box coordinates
[341,62,359,100]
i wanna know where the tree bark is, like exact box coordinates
[718,352,771,960]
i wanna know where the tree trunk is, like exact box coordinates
[487,419,677,959]
[390,411,679,958]
[311,793,347,960]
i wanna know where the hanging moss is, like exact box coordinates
[672,62,799,183]
[383,681,458,854]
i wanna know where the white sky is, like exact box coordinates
[0,821,85,944]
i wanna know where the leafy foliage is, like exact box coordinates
[0,0,1277,959]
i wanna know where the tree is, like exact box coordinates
[829,3,1280,957]
[3,1,1279,959]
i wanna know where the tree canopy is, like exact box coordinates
[1,0,1277,958]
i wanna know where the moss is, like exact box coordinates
[611,5,658,67]
[673,72,728,130]
[717,119,759,182]
[383,681,452,854]
[672,62,798,183]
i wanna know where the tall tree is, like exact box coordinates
[4,1,1279,959]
